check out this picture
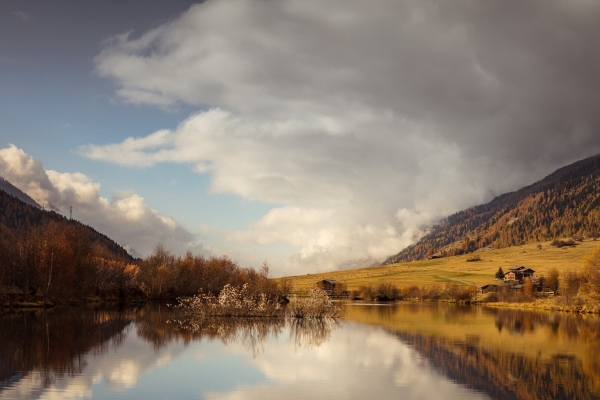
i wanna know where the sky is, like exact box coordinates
[1,0,600,276]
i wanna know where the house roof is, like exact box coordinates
[509,266,535,273]
[480,284,498,289]
[321,279,338,284]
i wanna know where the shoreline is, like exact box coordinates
[343,297,600,315]
[4,295,600,316]
[1,296,147,310]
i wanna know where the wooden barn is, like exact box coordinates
[317,279,339,294]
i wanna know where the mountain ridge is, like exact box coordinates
[0,178,134,262]
[386,154,600,263]
[0,176,41,209]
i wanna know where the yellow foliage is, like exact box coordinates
[583,244,600,300]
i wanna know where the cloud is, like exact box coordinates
[1,325,188,400]
[206,323,491,400]
[0,144,196,257]
[89,0,600,272]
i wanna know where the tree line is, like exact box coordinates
[0,223,283,303]
[0,189,285,303]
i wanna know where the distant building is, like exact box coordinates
[317,279,340,294]
[503,266,535,283]
[480,284,499,294]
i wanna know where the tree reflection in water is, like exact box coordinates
[166,311,340,356]
[0,307,133,389]
[347,303,600,400]
[288,318,341,349]
[5,303,600,400]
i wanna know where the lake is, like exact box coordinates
[1,302,599,399]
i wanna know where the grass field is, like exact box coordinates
[279,239,600,293]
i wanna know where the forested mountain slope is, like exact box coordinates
[0,176,41,209]
[386,154,600,263]
[0,185,133,261]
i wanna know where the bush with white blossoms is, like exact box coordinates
[175,283,282,318]
[288,288,344,319]
[174,285,343,319]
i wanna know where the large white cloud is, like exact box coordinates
[205,322,492,400]
[86,0,600,273]
[80,109,465,274]
[0,144,196,257]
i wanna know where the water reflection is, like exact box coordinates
[1,303,600,399]
[0,308,132,389]
[168,312,340,356]
[345,303,600,400]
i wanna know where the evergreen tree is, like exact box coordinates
[495,267,505,280]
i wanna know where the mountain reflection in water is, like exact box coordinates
[0,303,599,399]
[345,302,600,400]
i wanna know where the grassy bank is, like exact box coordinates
[278,240,599,292]
[482,298,600,314]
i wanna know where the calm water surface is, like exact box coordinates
[1,302,599,399]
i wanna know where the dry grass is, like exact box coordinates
[277,240,600,293]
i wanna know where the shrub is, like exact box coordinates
[175,283,282,318]
[583,245,600,301]
[545,268,560,292]
[445,283,477,301]
[403,285,421,299]
[561,270,583,305]
[551,239,577,248]
[523,278,534,300]
[358,285,376,301]
[288,288,344,318]
[423,284,442,300]
[375,282,401,300]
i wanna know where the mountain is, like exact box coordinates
[0,180,134,261]
[0,176,41,209]
[386,154,600,263]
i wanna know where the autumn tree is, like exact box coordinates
[545,268,560,293]
[523,277,534,299]
[375,282,400,300]
[0,225,18,287]
[561,270,582,305]
[359,285,377,301]
[17,228,44,300]
[278,277,293,298]
[582,245,600,301]
[138,244,174,298]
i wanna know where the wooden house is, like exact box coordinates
[503,266,535,283]
[317,279,339,294]
[480,284,499,294]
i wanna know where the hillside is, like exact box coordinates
[386,154,600,263]
[0,184,133,261]
[0,176,41,209]
[282,239,599,292]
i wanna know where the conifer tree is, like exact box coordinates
[495,267,505,280]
